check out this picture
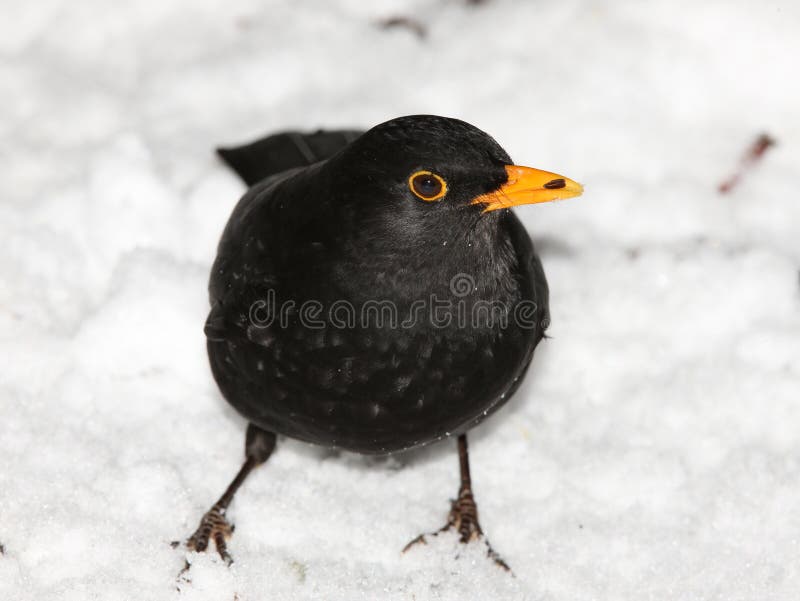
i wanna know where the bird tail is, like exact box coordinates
[216,129,363,186]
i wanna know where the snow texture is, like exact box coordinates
[2,0,799,599]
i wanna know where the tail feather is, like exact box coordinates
[217,129,363,186]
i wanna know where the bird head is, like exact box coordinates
[326,115,583,223]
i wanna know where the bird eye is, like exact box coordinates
[409,171,447,202]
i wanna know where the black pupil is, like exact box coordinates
[414,174,442,198]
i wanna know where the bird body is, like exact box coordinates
[205,116,561,454]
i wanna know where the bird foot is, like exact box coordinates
[185,503,235,565]
[402,487,511,571]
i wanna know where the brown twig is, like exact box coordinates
[377,16,427,40]
[718,133,776,194]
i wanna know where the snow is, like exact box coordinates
[2,0,799,599]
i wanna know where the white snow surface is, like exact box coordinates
[2,0,799,599]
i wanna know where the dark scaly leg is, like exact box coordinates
[403,434,510,571]
[184,424,276,565]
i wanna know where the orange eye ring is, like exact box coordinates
[408,170,448,202]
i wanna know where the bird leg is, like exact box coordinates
[183,424,276,565]
[403,434,510,571]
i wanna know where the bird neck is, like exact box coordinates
[328,210,519,308]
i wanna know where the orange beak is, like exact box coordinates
[472,165,583,212]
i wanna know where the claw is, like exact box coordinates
[186,504,234,564]
[177,426,276,582]
[402,487,511,572]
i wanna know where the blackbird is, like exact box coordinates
[184,115,582,569]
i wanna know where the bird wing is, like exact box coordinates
[217,129,364,186]
[504,211,550,336]
[206,128,365,344]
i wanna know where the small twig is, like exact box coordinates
[718,133,776,194]
[377,16,427,40]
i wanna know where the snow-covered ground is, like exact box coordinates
[2,0,799,599]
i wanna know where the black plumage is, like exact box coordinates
[208,121,546,453]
